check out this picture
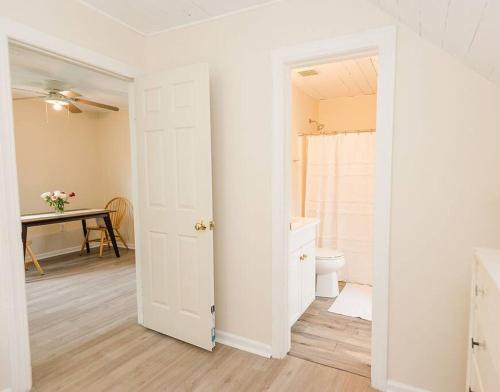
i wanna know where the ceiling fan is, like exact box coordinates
[12,80,119,113]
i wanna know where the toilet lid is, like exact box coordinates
[316,247,344,259]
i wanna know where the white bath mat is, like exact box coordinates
[328,283,373,321]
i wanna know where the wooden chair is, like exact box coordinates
[80,197,131,257]
[25,240,44,275]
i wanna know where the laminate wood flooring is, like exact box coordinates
[26,251,375,391]
[289,282,372,378]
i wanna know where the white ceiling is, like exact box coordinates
[78,0,279,35]
[291,56,378,100]
[371,0,500,87]
[9,44,129,112]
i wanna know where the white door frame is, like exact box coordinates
[0,18,141,391]
[271,26,396,391]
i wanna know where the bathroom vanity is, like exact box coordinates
[289,217,319,326]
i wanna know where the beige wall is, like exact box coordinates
[0,0,145,68]
[143,1,500,390]
[319,94,377,132]
[290,84,318,217]
[13,100,134,256]
[96,110,135,245]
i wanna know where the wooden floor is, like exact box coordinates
[289,282,372,378]
[26,250,375,391]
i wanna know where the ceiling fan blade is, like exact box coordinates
[68,103,82,113]
[12,87,47,95]
[13,96,44,101]
[60,90,81,98]
[74,98,119,111]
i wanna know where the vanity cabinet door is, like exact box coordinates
[300,241,316,312]
[289,249,302,325]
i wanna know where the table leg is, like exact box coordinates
[21,224,27,259]
[103,213,120,258]
[81,219,90,254]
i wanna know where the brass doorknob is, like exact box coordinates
[194,220,207,231]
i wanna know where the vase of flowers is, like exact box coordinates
[40,190,76,213]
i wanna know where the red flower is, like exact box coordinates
[69,192,76,197]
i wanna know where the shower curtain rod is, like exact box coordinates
[299,128,375,136]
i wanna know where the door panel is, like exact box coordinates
[135,63,215,351]
[289,249,301,326]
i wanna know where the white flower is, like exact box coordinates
[40,192,50,199]
[53,190,61,198]
[51,195,57,201]
[61,193,68,200]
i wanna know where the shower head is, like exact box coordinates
[309,118,325,132]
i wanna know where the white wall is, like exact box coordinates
[13,100,134,256]
[143,1,500,391]
[319,94,377,132]
[290,84,318,217]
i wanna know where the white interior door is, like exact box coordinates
[135,63,215,351]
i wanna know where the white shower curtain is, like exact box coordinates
[304,133,375,285]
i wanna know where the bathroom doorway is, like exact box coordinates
[270,28,396,391]
[288,55,377,377]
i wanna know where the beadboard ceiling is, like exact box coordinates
[10,44,129,111]
[78,0,280,35]
[371,0,500,86]
[292,56,378,100]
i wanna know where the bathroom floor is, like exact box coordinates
[289,282,371,378]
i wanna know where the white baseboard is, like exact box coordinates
[386,380,430,392]
[27,242,135,261]
[215,330,271,358]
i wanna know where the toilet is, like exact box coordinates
[315,248,346,298]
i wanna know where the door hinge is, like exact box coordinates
[211,304,216,347]
[209,220,215,230]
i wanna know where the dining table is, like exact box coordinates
[20,208,120,259]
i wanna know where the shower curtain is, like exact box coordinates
[304,133,375,285]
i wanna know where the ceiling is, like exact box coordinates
[291,56,378,100]
[9,44,129,112]
[371,0,500,87]
[78,0,279,35]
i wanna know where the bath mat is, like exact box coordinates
[328,283,372,321]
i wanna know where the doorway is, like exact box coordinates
[271,27,396,391]
[10,41,137,390]
[288,54,377,378]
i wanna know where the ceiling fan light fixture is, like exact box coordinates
[45,98,68,106]
[52,103,64,111]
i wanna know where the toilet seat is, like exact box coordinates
[316,247,344,260]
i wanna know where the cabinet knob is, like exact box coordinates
[471,338,481,349]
